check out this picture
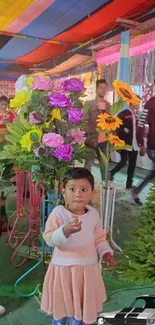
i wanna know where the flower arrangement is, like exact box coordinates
[0,76,94,190]
[96,80,141,181]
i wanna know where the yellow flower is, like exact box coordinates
[10,90,32,111]
[26,76,34,87]
[108,134,125,147]
[20,128,42,152]
[113,80,140,105]
[97,113,123,131]
[44,109,61,128]
[51,108,61,121]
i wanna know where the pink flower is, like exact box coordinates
[42,133,64,148]
[69,129,86,145]
[31,77,52,91]
[29,111,41,124]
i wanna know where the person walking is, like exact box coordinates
[84,79,110,181]
[130,96,155,204]
[110,97,142,205]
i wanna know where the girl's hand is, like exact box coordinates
[102,252,116,267]
[63,216,82,238]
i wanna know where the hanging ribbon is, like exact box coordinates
[116,31,130,109]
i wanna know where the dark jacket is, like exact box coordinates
[138,97,155,150]
[117,109,139,146]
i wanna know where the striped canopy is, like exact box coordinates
[0,0,154,80]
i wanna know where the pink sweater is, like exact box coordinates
[43,205,113,266]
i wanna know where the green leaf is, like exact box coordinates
[73,100,83,108]
[0,150,15,159]
[19,110,31,130]
[110,100,125,115]
[98,148,108,167]
[6,123,24,138]
[4,135,18,145]
[83,102,89,113]
[31,142,40,150]
[111,145,132,151]
[69,93,81,102]
[96,127,101,133]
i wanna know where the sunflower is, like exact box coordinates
[108,134,125,147]
[113,80,140,106]
[10,89,33,111]
[20,128,42,152]
[97,113,123,131]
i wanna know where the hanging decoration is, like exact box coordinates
[101,50,155,86]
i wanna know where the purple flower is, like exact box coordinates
[29,111,41,124]
[42,133,64,148]
[64,78,85,93]
[53,144,73,162]
[67,107,83,124]
[48,92,71,108]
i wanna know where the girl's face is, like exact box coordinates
[62,178,94,214]
[0,101,8,113]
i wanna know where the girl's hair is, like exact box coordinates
[63,167,94,190]
[0,96,9,103]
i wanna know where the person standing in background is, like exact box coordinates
[110,97,142,205]
[0,96,16,143]
[130,96,155,203]
[84,79,110,181]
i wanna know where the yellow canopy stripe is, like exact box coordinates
[0,0,35,30]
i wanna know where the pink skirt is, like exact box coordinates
[41,263,106,324]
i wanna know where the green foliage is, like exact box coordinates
[26,90,49,113]
[19,110,31,130]
[6,123,24,140]
[0,119,37,169]
[80,101,90,130]
[111,145,132,151]
[110,100,125,115]
[117,183,155,283]
[98,148,108,167]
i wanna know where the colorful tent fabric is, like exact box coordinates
[0,0,154,80]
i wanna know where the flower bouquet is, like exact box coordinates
[96,81,140,242]
[0,76,94,191]
[96,80,141,183]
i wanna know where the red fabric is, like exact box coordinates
[0,111,16,129]
[16,0,154,64]
[7,111,16,123]
[125,115,139,120]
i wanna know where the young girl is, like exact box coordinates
[41,168,116,325]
